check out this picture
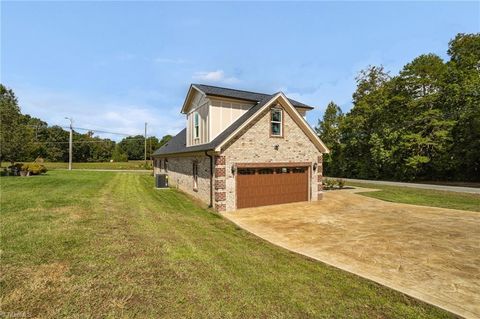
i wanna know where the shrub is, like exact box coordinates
[22,163,47,175]
[323,178,337,189]
[8,163,24,175]
[9,163,24,171]
[337,178,345,189]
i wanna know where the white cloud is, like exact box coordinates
[192,70,239,84]
[14,86,184,141]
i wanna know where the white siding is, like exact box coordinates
[209,98,255,140]
[186,90,210,146]
[183,93,309,146]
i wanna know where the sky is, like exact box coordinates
[2,1,479,140]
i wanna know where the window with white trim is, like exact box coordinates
[271,108,283,137]
[194,112,200,139]
[192,161,198,190]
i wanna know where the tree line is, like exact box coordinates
[316,33,479,182]
[0,85,172,164]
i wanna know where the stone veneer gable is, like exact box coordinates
[220,105,323,212]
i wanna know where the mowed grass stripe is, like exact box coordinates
[1,171,453,318]
[346,181,480,212]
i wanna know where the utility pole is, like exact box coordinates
[65,117,73,171]
[144,122,147,167]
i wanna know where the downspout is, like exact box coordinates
[205,151,214,208]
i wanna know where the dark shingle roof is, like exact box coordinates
[193,84,314,109]
[153,94,274,156]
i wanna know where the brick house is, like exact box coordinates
[152,84,329,212]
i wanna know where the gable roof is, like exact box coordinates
[181,84,314,113]
[154,94,274,156]
[153,93,329,156]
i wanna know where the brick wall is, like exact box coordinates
[213,156,226,211]
[221,103,323,212]
[164,156,211,204]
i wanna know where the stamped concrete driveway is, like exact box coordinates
[223,188,480,319]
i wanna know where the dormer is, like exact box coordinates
[181,84,314,147]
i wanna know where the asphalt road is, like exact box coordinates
[340,178,480,194]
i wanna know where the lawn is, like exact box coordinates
[347,181,480,212]
[1,160,152,170]
[1,171,453,318]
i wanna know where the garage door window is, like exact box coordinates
[275,167,307,174]
[258,168,274,174]
[292,167,306,173]
[238,168,255,175]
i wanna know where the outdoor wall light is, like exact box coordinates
[231,165,236,175]
[274,144,279,150]
[313,163,318,172]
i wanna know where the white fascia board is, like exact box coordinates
[181,85,206,114]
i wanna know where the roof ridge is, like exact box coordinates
[193,83,270,97]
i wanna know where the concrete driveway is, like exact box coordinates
[223,188,480,318]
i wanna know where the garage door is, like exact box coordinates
[236,165,309,209]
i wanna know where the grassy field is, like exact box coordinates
[347,181,480,212]
[2,160,152,170]
[1,171,453,318]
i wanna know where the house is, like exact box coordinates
[152,84,329,212]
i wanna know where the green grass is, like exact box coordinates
[2,160,152,170]
[1,171,453,318]
[347,182,480,212]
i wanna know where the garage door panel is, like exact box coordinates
[237,165,308,209]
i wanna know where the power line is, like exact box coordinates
[25,124,143,136]
[72,127,137,136]
[30,138,147,144]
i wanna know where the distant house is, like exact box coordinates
[152,84,329,212]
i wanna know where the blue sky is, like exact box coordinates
[2,1,479,140]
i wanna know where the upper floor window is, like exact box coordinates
[194,112,200,139]
[271,108,283,137]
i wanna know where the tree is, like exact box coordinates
[44,126,69,162]
[315,102,343,176]
[0,84,34,164]
[0,84,167,164]
[159,134,172,147]
[443,33,480,181]
[316,102,343,148]
[341,65,392,179]
[395,54,453,180]
[118,135,145,160]
[317,33,480,182]
[111,144,128,162]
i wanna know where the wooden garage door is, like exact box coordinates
[236,166,309,209]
